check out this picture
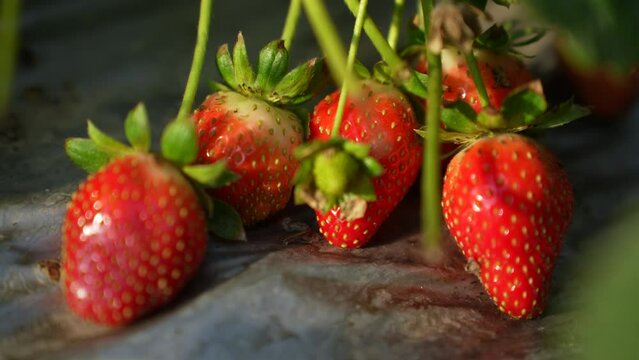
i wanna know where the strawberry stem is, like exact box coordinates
[343,0,405,76]
[421,0,443,258]
[465,51,491,108]
[331,0,368,138]
[0,0,20,116]
[177,0,212,121]
[282,0,302,51]
[387,0,405,51]
[301,0,348,85]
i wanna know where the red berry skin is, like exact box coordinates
[62,153,207,326]
[443,134,573,319]
[193,91,304,225]
[416,48,532,113]
[310,80,422,248]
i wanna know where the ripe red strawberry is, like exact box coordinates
[62,153,207,325]
[62,103,240,325]
[416,47,532,113]
[194,91,304,225]
[193,34,321,225]
[442,133,573,318]
[309,80,422,248]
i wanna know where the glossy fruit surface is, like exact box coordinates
[62,153,207,325]
[310,80,422,248]
[443,134,573,318]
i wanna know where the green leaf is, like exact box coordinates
[160,119,198,166]
[441,101,485,133]
[373,62,392,84]
[232,32,255,87]
[87,121,130,155]
[362,157,383,177]
[124,103,151,152]
[477,109,508,129]
[474,25,511,51]
[406,19,425,46]
[352,60,371,79]
[209,198,246,241]
[209,81,231,92]
[273,58,320,101]
[182,161,239,188]
[501,85,548,126]
[508,24,547,47]
[292,158,314,185]
[400,70,428,99]
[342,141,370,159]
[293,138,341,159]
[216,44,237,89]
[65,138,112,173]
[347,176,376,202]
[532,99,590,129]
[254,40,288,93]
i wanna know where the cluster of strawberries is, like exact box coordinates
[59,2,587,326]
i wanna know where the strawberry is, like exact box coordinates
[442,133,573,318]
[416,47,532,113]
[193,34,322,225]
[62,104,240,325]
[309,80,422,248]
[62,153,207,325]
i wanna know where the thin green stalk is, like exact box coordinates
[281,0,302,51]
[177,0,213,121]
[343,0,426,98]
[421,0,432,42]
[0,0,20,116]
[331,0,368,138]
[420,0,442,257]
[387,0,404,51]
[465,51,490,108]
[423,52,442,256]
[301,0,348,85]
[344,0,404,72]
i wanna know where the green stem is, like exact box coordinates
[420,0,442,257]
[465,51,490,108]
[344,0,403,72]
[331,0,368,138]
[0,0,20,117]
[301,0,348,85]
[281,0,302,51]
[177,0,213,121]
[387,0,404,51]
[421,0,432,41]
[343,0,426,98]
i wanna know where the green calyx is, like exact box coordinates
[313,149,360,199]
[65,103,238,191]
[414,80,590,145]
[293,138,383,221]
[215,32,323,106]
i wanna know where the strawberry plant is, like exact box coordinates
[53,0,605,326]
